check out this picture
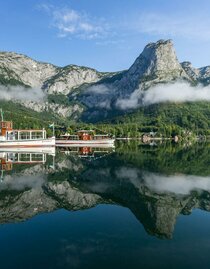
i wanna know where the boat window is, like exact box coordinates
[31,132,44,139]
[19,132,31,140]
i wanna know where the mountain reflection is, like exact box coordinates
[1,142,210,239]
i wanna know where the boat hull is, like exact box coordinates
[0,147,55,155]
[56,139,115,147]
[0,137,55,148]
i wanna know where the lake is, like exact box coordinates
[0,141,210,268]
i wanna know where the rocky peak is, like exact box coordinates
[0,51,110,94]
[134,39,178,73]
[0,51,58,87]
[181,61,210,85]
[129,39,188,81]
[44,64,110,95]
[78,39,193,117]
[181,61,200,81]
[198,66,210,84]
[111,39,190,96]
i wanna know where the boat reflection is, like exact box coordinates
[0,148,55,181]
[59,145,115,160]
[0,145,115,180]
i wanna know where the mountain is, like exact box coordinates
[0,51,57,87]
[104,39,191,94]
[0,51,113,91]
[1,39,210,129]
[181,61,210,85]
[1,143,210,239]
[76,39,194,120]
[75,39,210,121]
[0,51,116,121]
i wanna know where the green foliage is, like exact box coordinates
[109,102,210,137]
[115,140,210,176]
[0,66,29,86]
[0,75,26,86]
[48,94,70,106]
[0,100,69,131]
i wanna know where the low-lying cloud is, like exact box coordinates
[143,82,210,105]
[0,85,46,102]
[115,166,210,196]
[86,84,111,95]
[116,82,210,110]
[0,174,46,191]
[116,89,142,110]
[84,84,112,109]
[144,172,210,195]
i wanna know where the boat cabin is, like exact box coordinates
[0,121,13,136]
[77,130,94,141]
[0,121,47,141]
[0,152,13,172]
[78,146,94,157]
[59,130,112,142]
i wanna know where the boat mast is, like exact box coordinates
[0,108,4,122]
[0,170,3,182]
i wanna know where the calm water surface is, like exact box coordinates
[0,142,210,268]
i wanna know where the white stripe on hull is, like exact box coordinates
[56,139,115,147]
[0,147,56,155]
[0,137,55,148]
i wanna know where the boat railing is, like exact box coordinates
[93,134,110,140]
[60,134,79,140]
[15,153,46,163]
[12,129,47,140]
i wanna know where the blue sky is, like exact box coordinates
[1,0,210,71]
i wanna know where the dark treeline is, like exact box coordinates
[2,100,210,139]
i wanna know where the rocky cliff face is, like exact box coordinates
[21,100,83,119]
[0,157,102,224]
[0,180,102,224]
[0,52,109,92]
[77,39,193,118]
[0,52,58,87]
[43,65,111,95]
[114,39,190,93]
[0,52,112,118]
[181,61,210,85]
[1,39,210,120]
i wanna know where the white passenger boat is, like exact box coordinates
[56,130,115,147]
[0,111,55,148]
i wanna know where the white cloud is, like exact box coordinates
[116,167,141,188]
[85,85,112,109]
[116,82,210,110]
[116,166,210,196]
[96,39,125,46]
[0,174,45,191]
[97,100,111,109]
[130,12,210,41]
[144,172,210,195]
[86,85,111,95]
[116,88,143,110]
[40,5,109,40]
[39,4,210,43]
[0,85,46,102]
[143,82,210,105]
